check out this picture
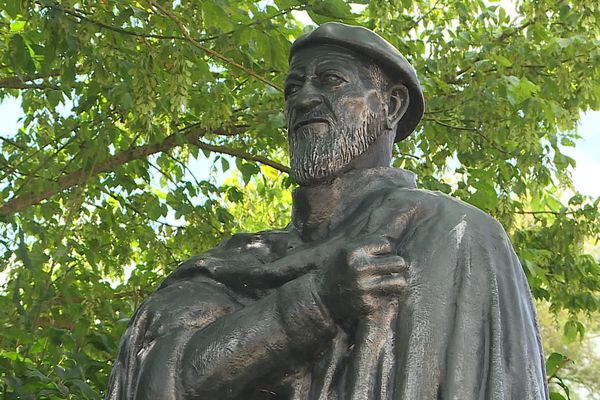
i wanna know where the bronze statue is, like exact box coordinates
[107,23,548,399]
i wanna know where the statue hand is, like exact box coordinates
[318,235,408,328]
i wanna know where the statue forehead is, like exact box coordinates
[287,44,373,75]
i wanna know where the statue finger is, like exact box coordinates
[362,274,408,294]
[344,235,393,263]
[354,254,407,275]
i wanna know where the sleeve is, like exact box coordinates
[106,272,336,400]
[105,275,242,400]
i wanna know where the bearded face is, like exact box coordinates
[285,45,391,186]
[288,102,387,185]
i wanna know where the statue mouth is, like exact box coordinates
[293,118,330,131]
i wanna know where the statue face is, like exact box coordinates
[285,45,388,186]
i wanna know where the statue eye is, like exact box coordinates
[321,73,345,85]
[285,84,301,98]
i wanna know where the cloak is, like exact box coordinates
[106,167,548,399]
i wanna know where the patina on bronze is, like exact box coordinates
[107,23,548,400]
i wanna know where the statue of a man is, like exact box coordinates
[107,23,548,399]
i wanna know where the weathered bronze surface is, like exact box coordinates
[107,23,548,399]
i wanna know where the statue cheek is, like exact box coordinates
[338,95,371,116]
[366,91,382,110]
[285,106,295,128]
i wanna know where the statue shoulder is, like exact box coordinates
[159,228,294,289]
[383,187,508,238]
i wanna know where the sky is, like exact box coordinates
[563,111,600,198]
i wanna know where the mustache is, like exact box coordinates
[289,109,336,132]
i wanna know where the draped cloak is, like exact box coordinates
[106,167,548,400]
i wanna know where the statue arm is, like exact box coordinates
[182,273,335,398]
[129,273,336,400]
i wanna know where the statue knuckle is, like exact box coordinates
[344,246,367,266]
[391,255,407,269]
[353,259,375,274]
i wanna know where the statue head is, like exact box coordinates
[286,23,424,186]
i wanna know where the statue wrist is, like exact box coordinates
[277,273,337,355]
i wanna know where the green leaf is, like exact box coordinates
[4,0,24,17]
[9,34,34,73]
[549,392,567,400]
[492,54,512,67]
[546,352,568,376]
[221,157,230,172]
[563,320,578,342]
[10,20,26,33]
[504,76,540,104]
[71,379,101,399]
[236,159,259,185]
[131,5,149,19]
[311,0,355,21]
[202,2,234,31]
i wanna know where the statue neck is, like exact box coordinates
[344,130,395,171]
[290,167,417,242]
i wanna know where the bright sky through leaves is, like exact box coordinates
[2,97,598,197]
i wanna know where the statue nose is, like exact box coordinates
[296,87,323,112]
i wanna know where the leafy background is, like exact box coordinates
[0,0,599,398]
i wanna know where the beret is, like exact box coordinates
[290,22,424,142]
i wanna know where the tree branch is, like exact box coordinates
[200,6,302,42]
[424,117,511,156]
[423,117,478,131]
[445,19,534,82]
[40,0,300,48]
[406,0,442,31]
[0,136,29,151]
[0,125,245,217]
[194,140,291,174]
[0,70,61,88]
[0,127,83,182]
[514,210,577,216]
[0,82,60,90]
[397,152,421,160]
[149,1,283,93]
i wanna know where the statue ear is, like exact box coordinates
[386,84,410,130]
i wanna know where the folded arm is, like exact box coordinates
[108,271,336,400]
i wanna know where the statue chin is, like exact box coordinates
[289,128,377,187]
[291,154,351,186]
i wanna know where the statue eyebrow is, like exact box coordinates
[314,59,353,73]
[285,71,304,82]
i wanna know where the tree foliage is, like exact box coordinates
[539,306,600,399]
[0,0,599,398]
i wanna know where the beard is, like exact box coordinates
[289,108,387,186]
